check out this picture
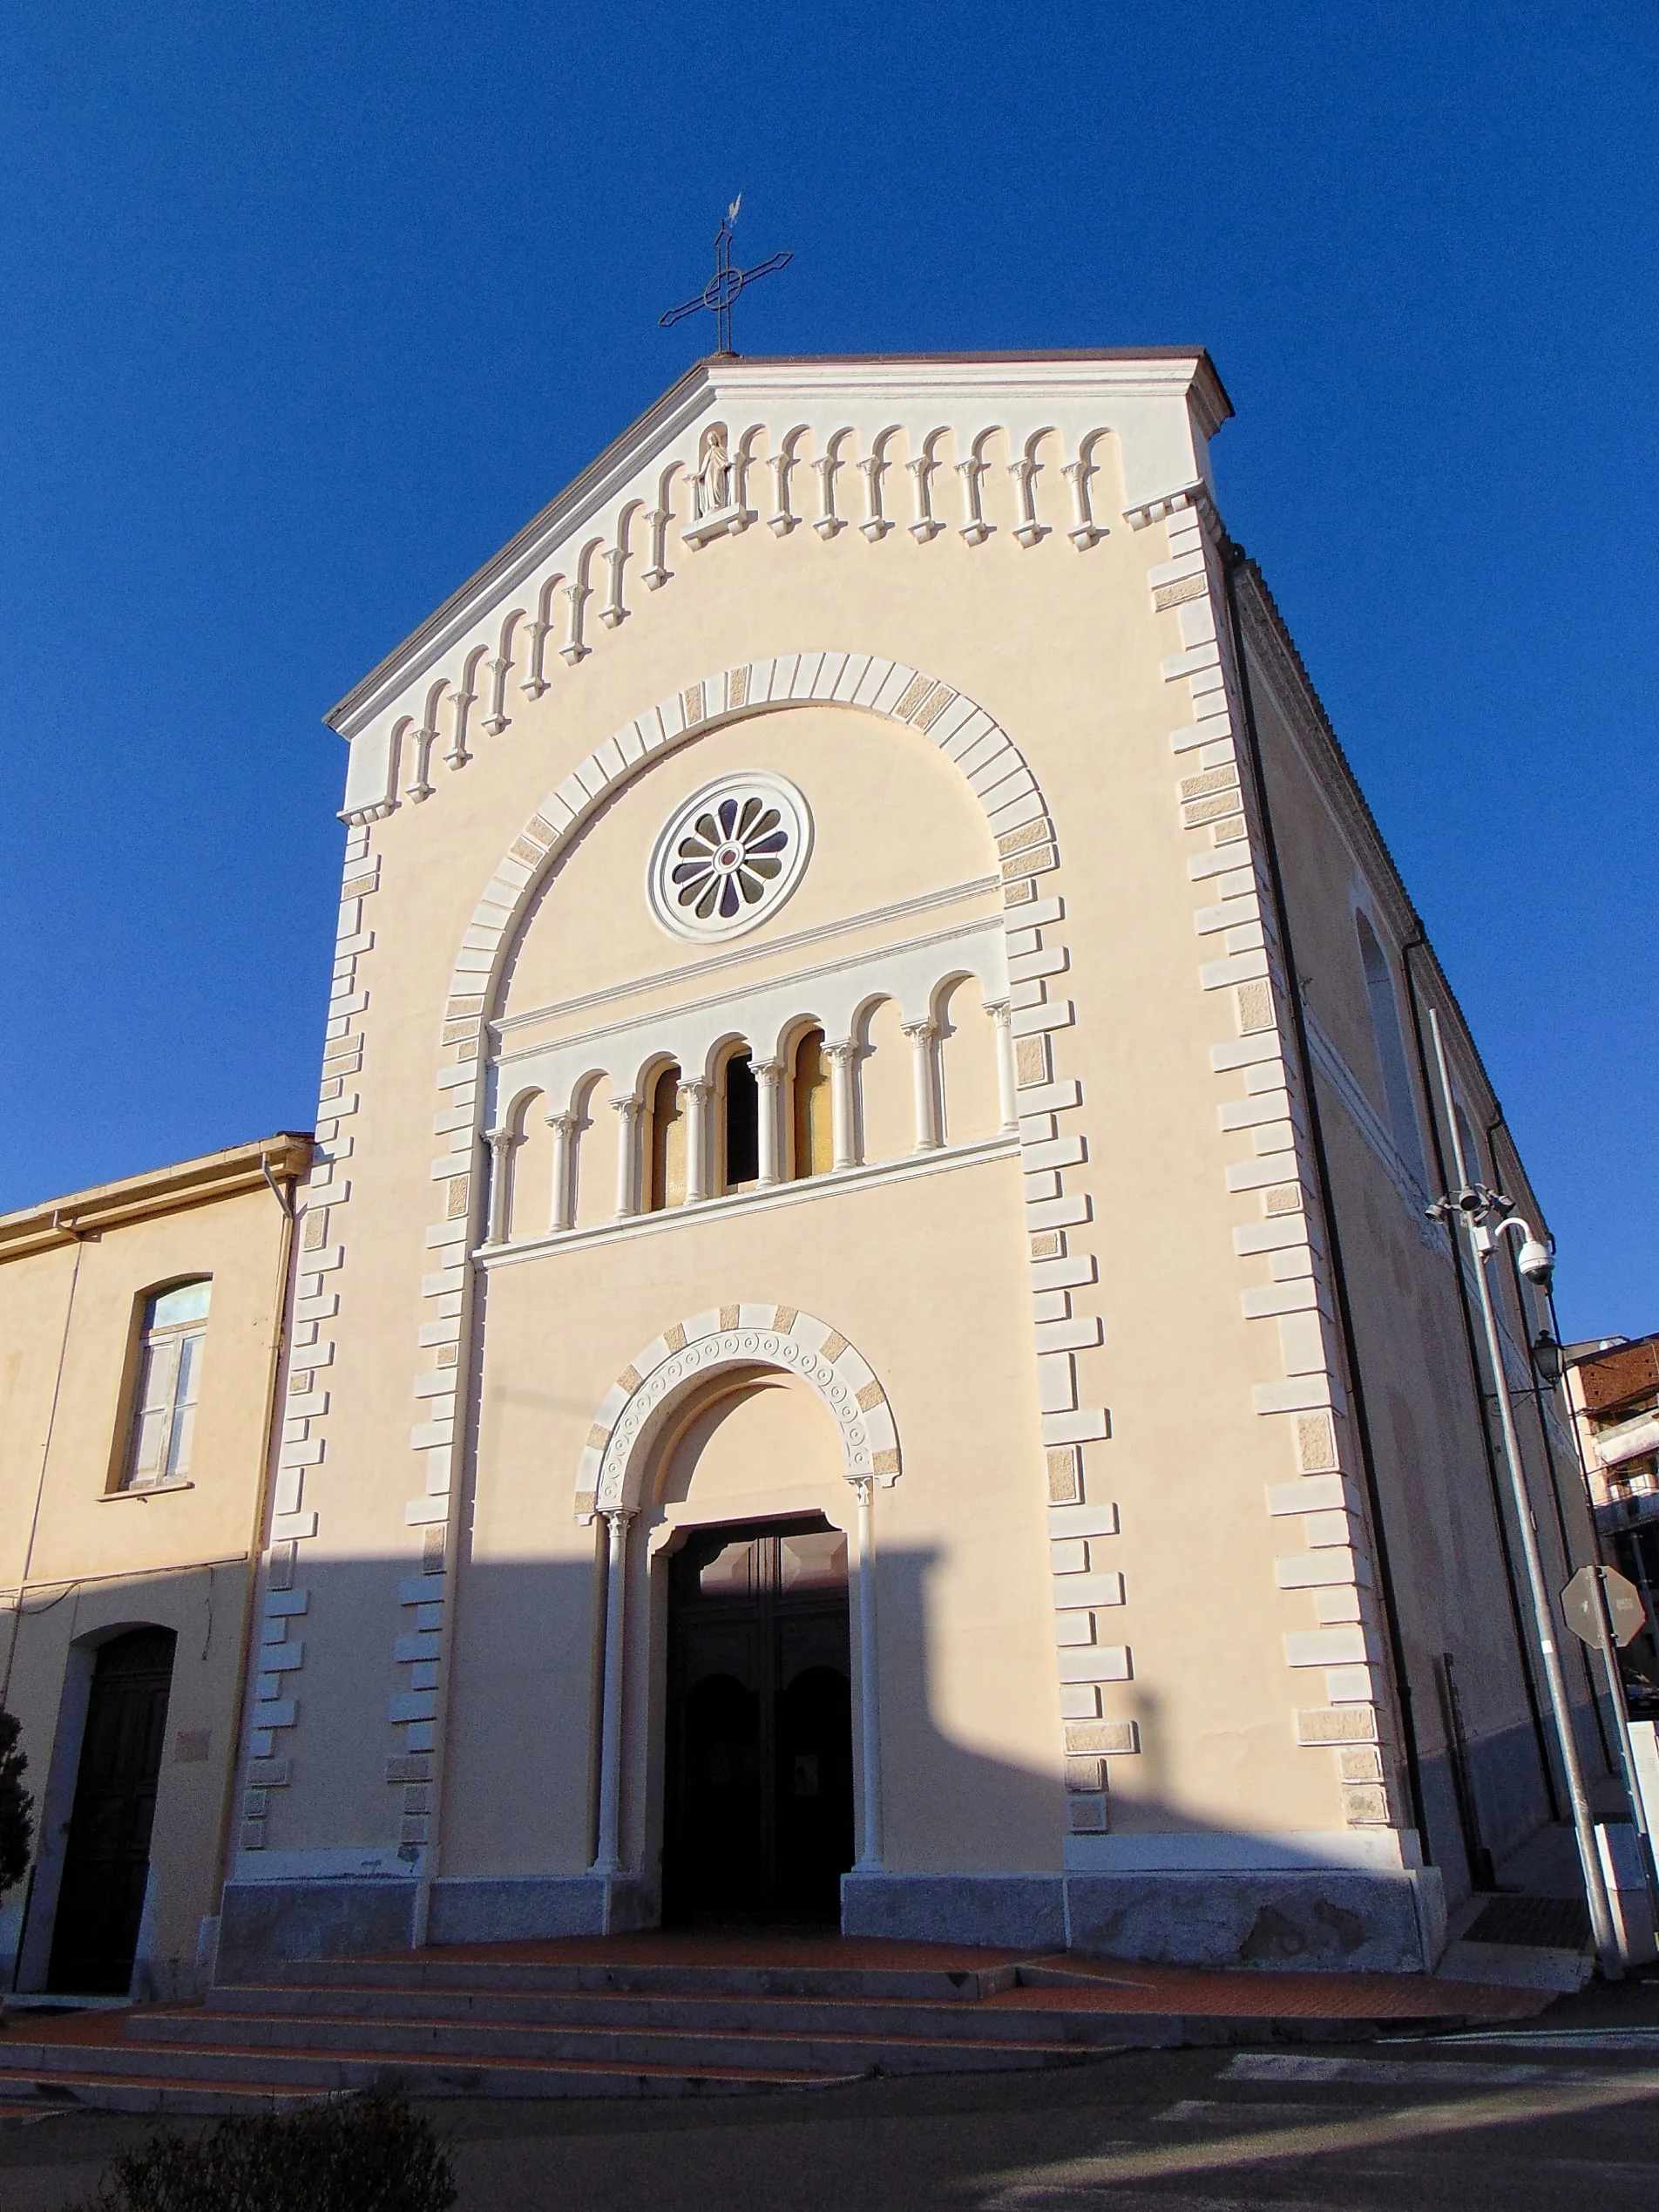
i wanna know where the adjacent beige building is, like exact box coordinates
[5,349,1607,1990]
[0,1137,308,1998]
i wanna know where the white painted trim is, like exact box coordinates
[577,1306,901,1514]
[478,1132,1019,1271]
[491,921,1007,1121]
[492,877,999,1040]
[646,770,813,944]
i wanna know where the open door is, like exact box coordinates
[663,1517,853,1924]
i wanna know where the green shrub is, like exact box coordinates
[0,1707,31,1896]
[68,2090,458,2212]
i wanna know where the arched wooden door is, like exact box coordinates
[48,1628,176,1994]
[662,1517,854,1924]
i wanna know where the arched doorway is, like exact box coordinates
[662,1517,854,1924]
[48,1627,176,1994]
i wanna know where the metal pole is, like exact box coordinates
[1540,1299,1658,1899]
[1589,1565,1654,1871]
[1426,1009,1621,1972]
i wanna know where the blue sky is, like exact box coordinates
[0,1,1653,1337]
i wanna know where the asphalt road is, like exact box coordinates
[8,2003,1659,2209]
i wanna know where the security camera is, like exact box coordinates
[1515,1236,1554,1288]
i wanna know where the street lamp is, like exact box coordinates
[1424,1008,1622,1972]
[1531,1330,1566,1390]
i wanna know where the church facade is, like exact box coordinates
[7,350,1603,1992]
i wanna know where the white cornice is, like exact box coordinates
[326,364,714,739]
[475,1130,1019,1271]
[491,874,999,1044]
[325,349,1231,744]
[701,350,1229,425]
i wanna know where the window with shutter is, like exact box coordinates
[121,1280,212,1491]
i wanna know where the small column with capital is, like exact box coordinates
[591,1505,635,1877]
[986,1000,1019,1133]
[611,1097,641,1219]
[853,1476,883,1869]
[679,1079,711,1203]
[902,1019,942,1153]
[824,1042,857,1171]
[484,1128,518,1245]
[546,1110,578,1232]
[753,1061,783,1187]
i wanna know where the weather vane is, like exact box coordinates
[660,196,791,356]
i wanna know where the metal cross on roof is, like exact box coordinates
[660,196,792,356]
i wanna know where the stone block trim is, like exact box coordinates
[572,1307,899,1517]
[394,652,1117,1798]
[1145,497,1399,1841]
[240,821,383,1847]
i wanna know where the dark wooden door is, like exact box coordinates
[663,1519,853,1924]
[48,1628,176,1994]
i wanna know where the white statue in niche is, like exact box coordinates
[698,431,732,517]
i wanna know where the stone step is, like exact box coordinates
[0,2074,342,2120]
[196,1982,1135,2046]
[0,2037,857,2107]
[129,2007,1109,2075]
[270,1957,1019,2002]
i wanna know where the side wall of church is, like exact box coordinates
[1238,573,1600,1899]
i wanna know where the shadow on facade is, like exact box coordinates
[189,1539,1598,1989]
[0,1535,1599,1997]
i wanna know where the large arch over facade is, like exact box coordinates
[397,648,1107,1897]
[437,650,1055,1056]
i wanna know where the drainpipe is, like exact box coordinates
[1486,1116,1615,1772]
[1400,941,1560,1821]
[0,1228,89,1710]
[208,1153,305,1966]
[1220,545,1431,1856]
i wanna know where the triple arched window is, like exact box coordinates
[490,989,1016,1244]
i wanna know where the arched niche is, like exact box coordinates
[498,702,1001,1024]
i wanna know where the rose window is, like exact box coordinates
[647,773,812,942]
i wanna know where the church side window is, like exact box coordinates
[647,1066,687,1211]
[722,1048,759,1191]
[792,1029,833,1180]
[122,1279,212,1490]
[1356,913,1426,1184]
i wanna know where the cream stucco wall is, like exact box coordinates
[214,353,1568,1971]
[1240,577,1601,1883]
[0,1148,301,1993]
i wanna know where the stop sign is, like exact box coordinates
[1561,1564,1648,1652]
